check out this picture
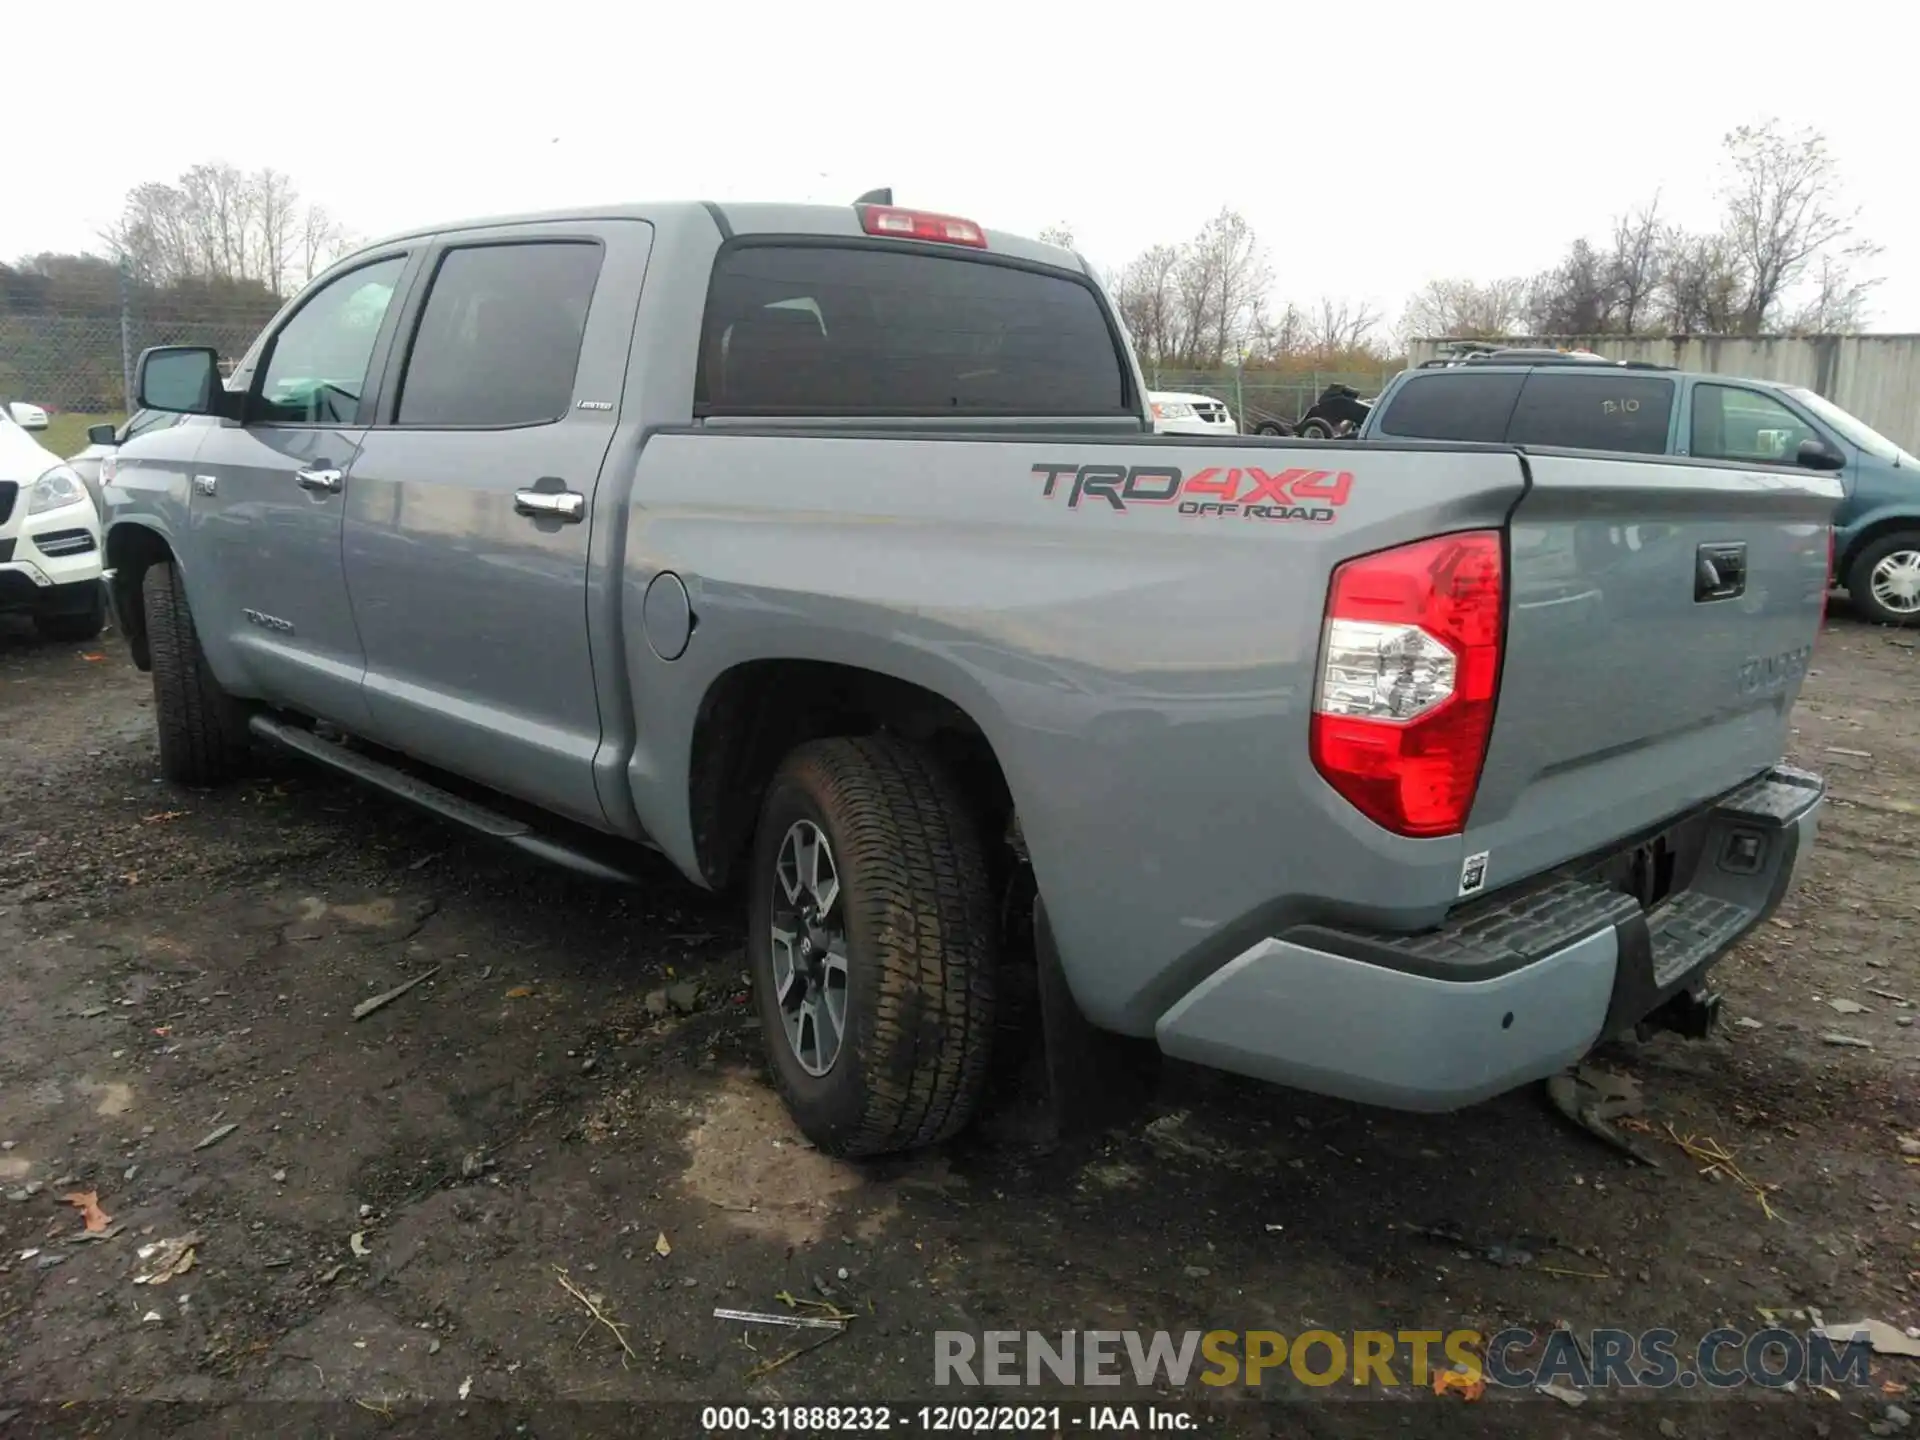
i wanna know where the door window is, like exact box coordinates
[255,256,406,425]
[1507,373,1674,454]
[1689,384,1817,465]
[394,242,603,427]
[1372,371,1525,443]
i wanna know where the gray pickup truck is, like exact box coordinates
[101,198,1834,1157]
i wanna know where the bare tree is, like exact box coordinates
[1788,240,1884,333]
[1607,196,1663,333]
[1656,226,1745,333]
[1110,242,1182,366]
[101,162,353,297]
[1398,276,1526,343]
[1154,208,1269,367]
[1304,297,1381,356]
[250,169,301,294]
[1524,239,1614,336]
[299,204,351,284]
[1036,223,1076,249]
[1720,121,1864,333]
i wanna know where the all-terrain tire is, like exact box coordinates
[33,593,106,643]
[1846,530,1920,627]
[748,735,999,1157]
[143,561,249,786]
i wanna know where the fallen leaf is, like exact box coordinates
[505,986,534,999]
[1432,1366,1485,1401]
[350,1231,370,1257]
[458,1376,473,1400]
[654,1231,672,1258]
[81,653,105,662]
[63,1191,112,1233]
[133,1233,201,1284]
[141,811,187,824]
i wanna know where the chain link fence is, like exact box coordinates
[1144,367,1400,430]
[1,300,272,427]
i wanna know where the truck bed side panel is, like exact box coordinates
[622,433,1527,1032]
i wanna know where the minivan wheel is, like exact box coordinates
[143,561,250,785]
[1848,532,1920,626]
[747,736,998,1158]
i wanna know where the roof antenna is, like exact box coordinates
[853,187,893,206]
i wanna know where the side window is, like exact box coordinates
[1690,384,1817,465]
[1507,373,1675,455]
[395,242,603,428]
[256,256,406,424]
[1373,371,1524,443]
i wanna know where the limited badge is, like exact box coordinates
[1459,851,1490,897]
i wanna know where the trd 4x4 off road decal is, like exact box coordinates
[1033,462,1352,522]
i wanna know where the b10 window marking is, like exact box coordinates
[1034,462,1352,522]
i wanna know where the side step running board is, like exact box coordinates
[248,714,644,886]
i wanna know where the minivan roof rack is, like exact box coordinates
[1417,349,1676,373]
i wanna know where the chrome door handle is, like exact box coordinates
[296,467,343,493]
[514,489,586,522]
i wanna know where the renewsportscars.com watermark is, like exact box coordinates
[934,1327,1881,1392]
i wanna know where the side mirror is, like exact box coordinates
[87,423,118,446]
[1796,437,1846,472]
[136,346,233,417]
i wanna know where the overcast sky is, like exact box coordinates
[10,0,1916,332]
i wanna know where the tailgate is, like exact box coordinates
[1464,450,1838,890]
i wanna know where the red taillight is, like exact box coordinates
[1309,530,1505,838]
[858,206,988,248]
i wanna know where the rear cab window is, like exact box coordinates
[1373,371,1524,443]
[1506,372,1675,454]
[697,245,1130,415]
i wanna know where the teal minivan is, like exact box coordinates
[1358,351,1920,625]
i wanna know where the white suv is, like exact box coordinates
[1148,390,1238,436]
[0,414,106,642]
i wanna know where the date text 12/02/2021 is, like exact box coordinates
[700,1404,1197,1432]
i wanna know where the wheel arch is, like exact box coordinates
[103,521,178,671]
[1838,511,1920,580]
[685,658,1018,895]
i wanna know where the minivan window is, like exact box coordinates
[1506,372,1674,454]
[698,245,1128,415]
[396,242,603,428]
[1690,384,1816,466]
[1373,371,1524,443]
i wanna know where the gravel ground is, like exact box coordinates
[0,603,1915,1439]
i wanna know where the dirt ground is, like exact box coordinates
[0,601,1915,1439]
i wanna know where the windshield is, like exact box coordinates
[1785,386,1913,465]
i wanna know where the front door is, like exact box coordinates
[342,222,653,827]
[188,253,414,728]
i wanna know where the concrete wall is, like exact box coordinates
[1404,335,1920,453]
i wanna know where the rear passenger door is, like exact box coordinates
[341,220,655,828]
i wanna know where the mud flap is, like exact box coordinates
[1035,895,1159,1140]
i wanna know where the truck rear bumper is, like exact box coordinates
[1153,764,1823,1111]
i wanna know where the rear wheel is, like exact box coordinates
[1253,420,1293,437]
[1298,416,1335,439]
[143,561,250,785]
[747,735,999,1157]
[1848,531,1920,626]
